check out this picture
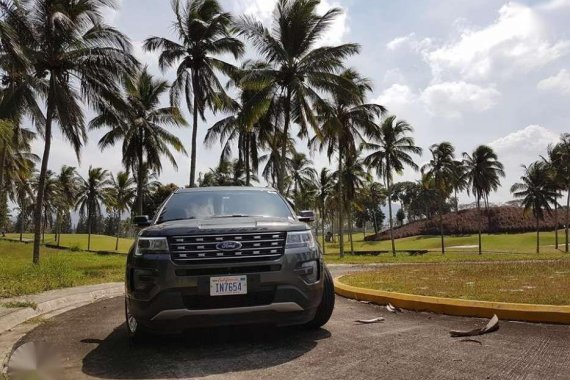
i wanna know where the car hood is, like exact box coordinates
[139,216,309,237]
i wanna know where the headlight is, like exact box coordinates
[134,237,169,256]
[286,231,316,250]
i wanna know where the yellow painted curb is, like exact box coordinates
[334,276,570,324]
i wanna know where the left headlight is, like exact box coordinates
[134,237,169,256]
[286,230,316,250]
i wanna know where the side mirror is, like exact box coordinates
[298,210,315,223]
[133,215,151,227]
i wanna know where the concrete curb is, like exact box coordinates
[1,283,124,374]
[334,276,570,324]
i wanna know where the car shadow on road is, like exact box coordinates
[82,323,331,379]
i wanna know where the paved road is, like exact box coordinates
[15,298,570,379]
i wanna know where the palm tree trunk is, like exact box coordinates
[454,188,459,214]
[115,211,120,251]
[189,75,199,188]
[87,207,92,251]
[439,193,445,255]
[321,203,326,256]
[137,128,144,215]
[338,147,345,258]
[19,211,23,242]
[245,138,251,186]
[0,144,7,232]
[477,196,482,255]
[386,171,396,257]
[33,93,55,264]
[536,216,540,253]
[348,205,354,255]
[564,187,570,253]
[554,196,559,249]
[278,88,292,194]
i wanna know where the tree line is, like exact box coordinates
[0,0,568,263]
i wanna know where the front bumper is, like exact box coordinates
[126,247,324,330]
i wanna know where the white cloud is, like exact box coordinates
[375,83,417,107]
[425,2,570,81]
[537,0,570,11]
[488,125,561,200]
[488,125,560,155]
[386,33,433,52]
[420,81,500,118]
[537,69,570,95]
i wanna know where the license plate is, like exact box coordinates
[210,275,247,296]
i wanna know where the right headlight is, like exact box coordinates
[134,237,169,256]
[286,231,316,250]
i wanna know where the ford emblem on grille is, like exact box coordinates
[216,241,242,251]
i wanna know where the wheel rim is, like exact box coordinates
[126,304,137,333]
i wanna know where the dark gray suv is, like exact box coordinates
[125,187,335,341]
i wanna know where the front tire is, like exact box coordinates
[125,298,148,344]
[305,267,335,329]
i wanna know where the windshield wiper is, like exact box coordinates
[210,214,261,218]
[156,217,196,224]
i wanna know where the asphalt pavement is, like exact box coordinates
[16,293,570,380]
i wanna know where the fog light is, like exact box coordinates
[296,260,318,284]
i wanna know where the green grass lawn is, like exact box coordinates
[0,240,125,298]
[4,233,134,253]
[320,230,570,264]
[340,261,570,305]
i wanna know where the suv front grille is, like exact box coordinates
[169,231,287,263]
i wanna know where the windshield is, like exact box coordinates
[156,190,293,223]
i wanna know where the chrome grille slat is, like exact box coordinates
[169,231,286,263]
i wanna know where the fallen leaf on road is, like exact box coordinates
[450,315,499,337]
[460,339,483,345]
[355,317,385,324]
[359,300,371,304]
[386,304,402,313]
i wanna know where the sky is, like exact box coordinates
[32,0,570,205]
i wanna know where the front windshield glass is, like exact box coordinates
[156,190,293,223]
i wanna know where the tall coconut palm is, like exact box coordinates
[75,167,112,251]
[107,171,136,251]
[287,152,317,198]
[511,162,558,253]
[364,116,422,257]
[90,68,187,215]
[315,168,334,254]
[450,159,467,214]
[237,0,360,193]
[204,62,276,186]
[550,134,570,252]
[422,142,457,254]
[462,145,505,254]
[336,150,369,255]
[21,0,137,264]
[54,166,78,246]
[144,0,244,187]
[312,69,384,257]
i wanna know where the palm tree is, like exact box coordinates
[144,0,244,187]
[21,0,137,264]
[422,142,457,254]
[204,61,276,186]
[237,0,360,193]
[90,68,187,215]
[315,168,334,254]
[31,169,57,243]
[511,162,558,253]
[462,145,505,254]
[107,171,136,251]
[54,166,78,247]
[364,116,422,256]
[550,134,570,252]
[336,150,369,254]
[450,160,467,214]
[313,69,384,257]
[288,152,317,198]
[75,167,112,251]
